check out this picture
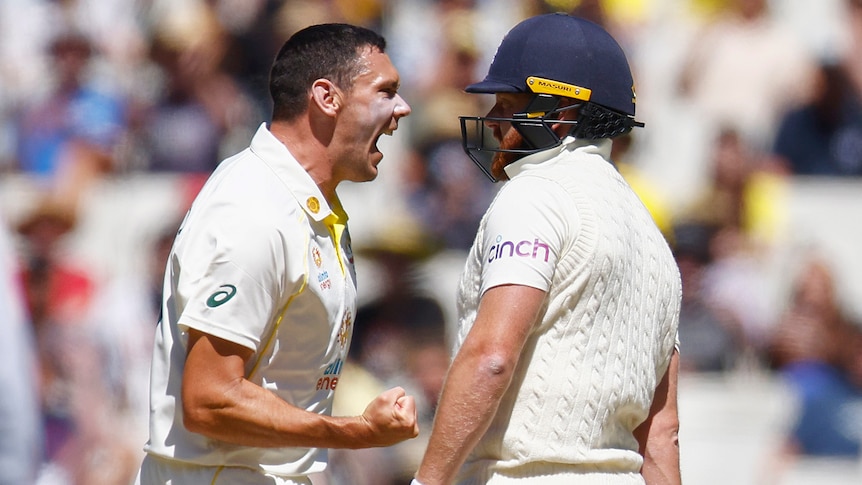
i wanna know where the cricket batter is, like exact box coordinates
[414,13,682,485]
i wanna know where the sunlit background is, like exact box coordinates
[1,0,861,484]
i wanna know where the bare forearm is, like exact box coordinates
[416,352,513,484]
[184,377,371,449]
[418,285,544,485]
[640,440,681,485]
[181,330,417,450]
[636,350,681,485]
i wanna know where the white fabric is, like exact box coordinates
[136,454,313,485]
[455,137,681,483]
[478,168,576,295]
[142,124,357,480]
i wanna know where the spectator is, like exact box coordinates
[771,60,862,176]
[16,198,94,332]
[768,254,862,457]
[673,222,745,373]
[613,132,675,240]
[404,139,498,251]
[384,0,524,103]
[134,2,256,173]
[678,128,779,359]
[684,127,759,231]
[398,9,501,251]
[677,0,815,150]
[216,0,287,115]
[13,28,128,207]
[352,218,446,407]
[84,221,180,480]
[0,213,41,485]
[14,197,132,484]
[350,219,449,483]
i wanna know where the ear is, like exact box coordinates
[310,79,343,117]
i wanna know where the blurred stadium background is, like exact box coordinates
[1,0,861,484]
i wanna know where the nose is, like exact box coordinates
[394,94,411,119]
[483,105,502,129]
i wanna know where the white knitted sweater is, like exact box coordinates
[454,139,681,484]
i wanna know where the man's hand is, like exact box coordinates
[359,386,419,447]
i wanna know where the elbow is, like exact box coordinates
[634,407,680,453]
[182,395,216,435]
[650,402,680,441]
[663,417,681,446]
[463,352,516,402]
[476,352,516,382]
[181,385,234,436]
[652,419,680,451]
[642,414,680,451]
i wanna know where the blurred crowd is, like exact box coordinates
[1,0,862,484]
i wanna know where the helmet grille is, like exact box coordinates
[573,102,644,140]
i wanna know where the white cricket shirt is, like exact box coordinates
[455,137,681,483]
[144,123,357,478]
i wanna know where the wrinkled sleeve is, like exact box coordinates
[177,208,303,352]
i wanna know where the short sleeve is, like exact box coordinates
[176,207,302,352]
[479,176,578,295]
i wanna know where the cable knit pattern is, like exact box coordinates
[455,139,681,484]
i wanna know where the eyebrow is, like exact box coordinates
[376,76,401,92]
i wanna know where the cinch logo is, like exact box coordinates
[487,235,550,263]
[316,358,344,391]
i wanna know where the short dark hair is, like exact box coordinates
[269,23,387,121]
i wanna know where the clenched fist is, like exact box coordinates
[359,386,419,447]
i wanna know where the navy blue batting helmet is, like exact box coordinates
[459,13,644,181]
[466,13,638,117]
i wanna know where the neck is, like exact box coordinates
[269,119,338,201]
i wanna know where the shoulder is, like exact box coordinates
[207,153,303,216]
[183,162,306,254]
[482,174,576,251]
[488,173,573,225]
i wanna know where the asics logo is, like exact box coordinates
[206,284,237,307]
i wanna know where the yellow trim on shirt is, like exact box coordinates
[247,220,310,380]
[210,466,224,485]
[324,198,349,276]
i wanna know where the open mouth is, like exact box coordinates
[372,134,382,153]
[373,128,395,153]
